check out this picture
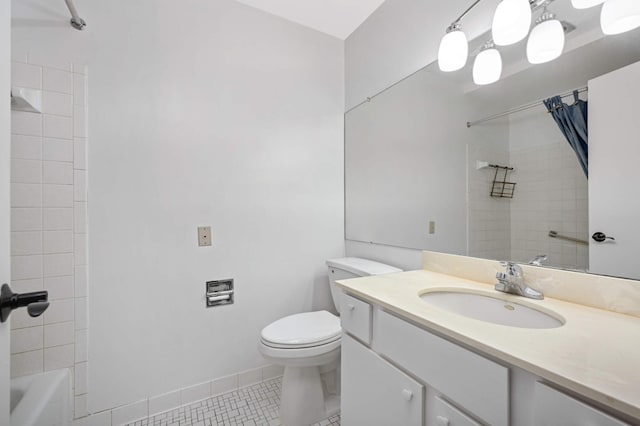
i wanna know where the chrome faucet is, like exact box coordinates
[495,261,544,300]
[528,254,548,266]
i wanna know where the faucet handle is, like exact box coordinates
[499,261,522,276]
[528,254,548,266]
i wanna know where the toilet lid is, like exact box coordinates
[261,310,341,347]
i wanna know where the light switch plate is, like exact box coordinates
[198,226,212,246]
[429,221,435,234]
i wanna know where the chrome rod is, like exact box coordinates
[548,230,588,245]
[453,0,484,24]
[467,86,587,127]
[64,0,86,30]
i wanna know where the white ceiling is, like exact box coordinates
[233,0,387,39]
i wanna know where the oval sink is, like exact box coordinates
[420,289,564,329]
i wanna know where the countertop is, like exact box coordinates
[336,269,640,421]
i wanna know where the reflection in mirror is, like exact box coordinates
[345,4,640,280]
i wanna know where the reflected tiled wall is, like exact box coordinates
[467,119,512,261]
[10,53,89,418]
[509,143,589,269]
[508,106,589,270]
[467,108,588,270]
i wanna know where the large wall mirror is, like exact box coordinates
[345,3,640,280]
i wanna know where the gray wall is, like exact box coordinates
[344,0,499,269]
[13,0,345,414]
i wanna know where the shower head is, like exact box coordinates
[64,0,86,30]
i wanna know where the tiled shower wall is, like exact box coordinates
[509,142,589,269]
[467,119,512,261]
[9,54,89,419]
[508,106,589,270]
[467,107,588,271]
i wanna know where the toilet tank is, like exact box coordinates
[326,257,401,314]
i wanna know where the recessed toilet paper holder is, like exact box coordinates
[206,279,234,307]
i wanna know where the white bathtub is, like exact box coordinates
[11,369,72,426]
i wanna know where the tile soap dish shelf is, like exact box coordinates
[11,86,42,113]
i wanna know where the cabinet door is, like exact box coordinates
[342,333,423,426]
[534,382,628,425]
[341,293,372,344]
[428,396,481,426]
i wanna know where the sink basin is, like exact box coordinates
[420,289,564,329]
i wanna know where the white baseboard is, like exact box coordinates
[73,364,284,426]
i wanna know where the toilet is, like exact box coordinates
[258,257,401,426]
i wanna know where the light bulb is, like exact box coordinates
[527,14,565,64]
[601,0,640,35]
[492,0,533,46]
[438,25,468,72]
[571,0,605,9]
[473,43,502,85]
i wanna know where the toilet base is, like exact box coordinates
[280,366,325,426]
[278,359,341,426]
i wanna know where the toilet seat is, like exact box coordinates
[260,310,341,349]
[259,310,342,362]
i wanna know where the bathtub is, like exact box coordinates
[11,369,72,426]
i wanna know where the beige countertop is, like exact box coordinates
[337,269,640,421]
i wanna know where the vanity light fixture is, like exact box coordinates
[439,0,636,86]
[473,40,503,85]
[600,0,640,35]
[437,0,553,85]
[437,0,482,73]
[492,0,533,46]
[527,8,565,64]
[570,0,604,9]
[438,23,469,72]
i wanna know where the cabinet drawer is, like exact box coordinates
[341,293,372,344]
[429,396,481,426]
[342,334,423,426]
[376,310,509,426]
[534,382,628,425]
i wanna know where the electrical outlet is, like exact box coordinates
[429,221,435,234]
[198,226,212,246]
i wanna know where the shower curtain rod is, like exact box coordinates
[466,86,588,128]
[64,0,86,30]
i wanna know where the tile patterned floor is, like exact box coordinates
[126,377,340,426]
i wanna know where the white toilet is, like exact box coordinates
[258,257,401,426]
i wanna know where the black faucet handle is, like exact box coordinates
[27,302,50,318]
[0,283,49,323]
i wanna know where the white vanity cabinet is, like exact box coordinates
[342,334,424,426]
[376,310,509,425]
[340,293,632,426]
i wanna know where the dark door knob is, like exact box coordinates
[592,232,615,243]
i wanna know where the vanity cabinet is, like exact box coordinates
[342,333,423,425]
[376,310,509,425]
[340,293,632,426]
